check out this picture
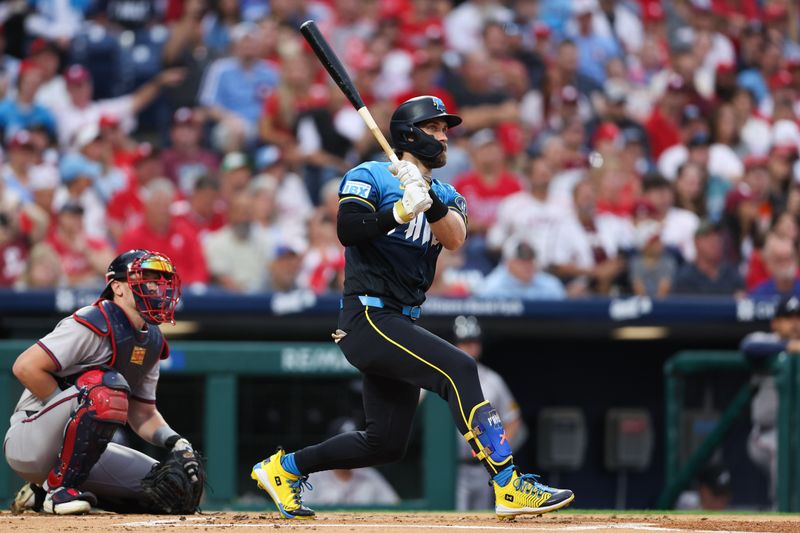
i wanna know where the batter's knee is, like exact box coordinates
[364,429,409,464]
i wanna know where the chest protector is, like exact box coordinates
[73,300,168,392]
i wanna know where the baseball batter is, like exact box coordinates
[4,249,203,515]
[251,96,575,520]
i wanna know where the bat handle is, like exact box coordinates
[357,107,400,167]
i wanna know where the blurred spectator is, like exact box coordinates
[721,182,763,270]
[25,0,90,43]
[17,242,62,289]
[106,142,162,242]
[0,60,56,139]
[161,107,219,196]
[304,418,400,506]
[629,219,675,298]
[45,202,114,287]
[54,63,185,148]
[0,211,28,286]
[550,179,632,295]
[567,0,621,87]
[673,162,707,218]
[203,191,270,293]
[641,174,700,262]
[741,294,800,505]
[117,177,208,285]
[219,150,252,202]
[202,0,241,56]
[18,164,59,244]
[477,238,566,300]
[676,463,733,511]
[488,156,562,267]
[749,234,800,298]
[0,24,20,99]
[746,214,800,292]
[162,0,218,110]
[673,220,744,296]
[551,39,602,99]
[2,130,37,207]
[444,0,513,55]
[173,174,226,240]
[447,49,519,134]
[268,241,305,293]
[258,50,326,169]
[454,128,522,234]
[30,38,67,113]
[53,152,106,239]
[481,21,530,101]
[297,207,345,295]
[95,0,158,31]
[75,122,126,204]
[199,22,279,151]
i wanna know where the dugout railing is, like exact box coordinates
[0,340,457,510]
[657,350,799,511]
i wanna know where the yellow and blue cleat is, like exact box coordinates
[494,469,574,519]
[251,449,315,519]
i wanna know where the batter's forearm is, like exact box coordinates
[430,211,466,250]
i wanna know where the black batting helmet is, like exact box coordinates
[101,249,181,325]
[390,96,462,160]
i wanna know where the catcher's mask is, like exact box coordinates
[390,95,462,160]
[101,249,181,325]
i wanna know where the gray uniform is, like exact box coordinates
[3,316,159,501]
[456,362,525,510]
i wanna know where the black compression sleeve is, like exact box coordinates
[425,189,449,223]
[337,201,400,246]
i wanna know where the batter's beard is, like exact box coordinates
[418,143,448,169]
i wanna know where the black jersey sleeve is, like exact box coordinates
[337,201,400,246]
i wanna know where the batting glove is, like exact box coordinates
[393,181,432,223]
[390,160,429,188]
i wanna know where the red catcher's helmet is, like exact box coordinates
[101,249,182,325]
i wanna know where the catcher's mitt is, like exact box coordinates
[141,446,205,514]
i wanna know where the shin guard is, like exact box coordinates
[463,401,513,475]
[48,368,130,490]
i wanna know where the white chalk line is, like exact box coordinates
[115,517,779,533]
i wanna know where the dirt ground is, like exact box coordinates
[2,511,800,533]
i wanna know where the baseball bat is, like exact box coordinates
[300,20,400,167]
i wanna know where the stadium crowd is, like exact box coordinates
[0,0,799,300]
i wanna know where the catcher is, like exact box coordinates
[4,249,205,515]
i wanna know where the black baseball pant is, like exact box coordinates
[293,295,488,474]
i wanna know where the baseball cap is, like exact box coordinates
[724,183,756,212]
[28,38,58,57]
[58,201,85,216]
[7,129,33,149]
[572,0,597,16]
[254,145,282,170]
[99,113,120,129]
[775,295,800,318]
[560,85,579,104]
[687,132,711,148]
[172,107,196,126]
[65,64,91,85]
[643,2,665,22]
[604,79,628,104]
[59,153,100,183]
[695,219,721,238]
[453,315,482,342]
[533,22,552,39]
[502,238,536,262]
[470,128,498,149]
[221,151,248,172]
[74,122,101,149]
[697,464,732,496]
[744,154,769,170]
[592,122,621,147]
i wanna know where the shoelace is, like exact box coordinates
[289,476,313,505]
[514,474,553,498]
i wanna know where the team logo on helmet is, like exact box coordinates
[432,97,446,112]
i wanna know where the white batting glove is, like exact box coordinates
[393,181,432,223]
[390,160,429,188]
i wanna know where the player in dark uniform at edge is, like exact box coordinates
[251,96,575,519]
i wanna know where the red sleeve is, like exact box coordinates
[180,225,209,284]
